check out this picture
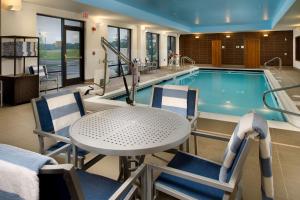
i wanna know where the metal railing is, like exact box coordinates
[180,56,195,66]
[101,37,138,105]
[264,57,282,70]
[263,84,300,116]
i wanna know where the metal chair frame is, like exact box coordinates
[39,163,148,200]
[147,131,254,200]
[31,95,104,169]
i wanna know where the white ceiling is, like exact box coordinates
[275,0,300,30]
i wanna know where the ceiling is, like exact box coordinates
[76,0,296,33]
[23,0,179,32]
[276,0,300,30]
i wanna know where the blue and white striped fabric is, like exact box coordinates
[161,85,188,117]
[219,112,274,200]
[42,91,81,137]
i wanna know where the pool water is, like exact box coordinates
[114,69,285,121]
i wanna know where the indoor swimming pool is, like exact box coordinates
[114,69,286,121]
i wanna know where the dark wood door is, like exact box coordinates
[212,40,222,66]
[244,39,260,68]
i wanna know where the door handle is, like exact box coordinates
[65,54,82,60]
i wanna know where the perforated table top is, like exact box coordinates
[70,107,191,156]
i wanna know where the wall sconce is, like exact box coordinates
[226,35,231,38]
[263,33,269,37]
[6,0,22,11]
[195,35,200,39]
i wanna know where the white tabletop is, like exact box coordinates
[70,107,191,156]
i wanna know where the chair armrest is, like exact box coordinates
[33,129,71,143]
[149,164,234,193]
[191,130,231,142]
[109,164,147,200]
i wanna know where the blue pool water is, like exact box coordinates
[114,69,285,121]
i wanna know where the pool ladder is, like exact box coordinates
[180,56,195,66]
[263,84,300,116]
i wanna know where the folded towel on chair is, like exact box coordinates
[219,112,274,200]
[161,85,188,117]
[0,144,57,200]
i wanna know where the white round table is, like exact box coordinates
[70,106,191,157]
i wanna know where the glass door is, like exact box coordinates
[63,26,84,86]
[146,32,159,68]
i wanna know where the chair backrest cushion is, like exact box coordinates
[151,85,197,119]
[28,65,46,77]
[33,92,85,135]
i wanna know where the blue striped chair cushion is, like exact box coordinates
[156,152,224,200]
[152,87,197,118]
[36,92,85,135]
[77,170,128,200]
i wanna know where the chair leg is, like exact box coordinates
[146,165,153,200]
[194,135,198,155]
[37,135,45,154]
[66,146,71,163]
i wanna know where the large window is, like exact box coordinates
[37,15,62,87]
[146,32,159,68]
[167,36,176,61]
[37,15,84,88]
[108,26,131,78]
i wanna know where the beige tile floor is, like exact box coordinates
[0,66,300,200]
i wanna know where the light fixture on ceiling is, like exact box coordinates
[6,0,22,11]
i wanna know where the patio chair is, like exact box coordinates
[133,58,148,73]
[0,144,147,200]
[145,57,158,72]
[39,163,147,200]
[28,65,59,93]
[31,91,104,169]
[150,85,199,152]
[148,112,273,200]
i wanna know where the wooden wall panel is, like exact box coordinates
[179,31,293,66]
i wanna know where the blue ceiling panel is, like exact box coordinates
[77,0,296,32]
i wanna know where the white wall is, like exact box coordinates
[1,2,181,80]
[293,28,300,69]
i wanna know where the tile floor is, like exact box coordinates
[0,65,300,200]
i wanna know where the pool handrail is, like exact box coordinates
[263,84,300,117]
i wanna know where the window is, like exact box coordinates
[37,15,62,87]
[146,32,160,68]
[108,26,131,78]
[296,36,300,61]
[167,36,176,62]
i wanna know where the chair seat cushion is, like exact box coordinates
[156,151,224,200]
[47,142,89,157]
[77,170,126,200]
